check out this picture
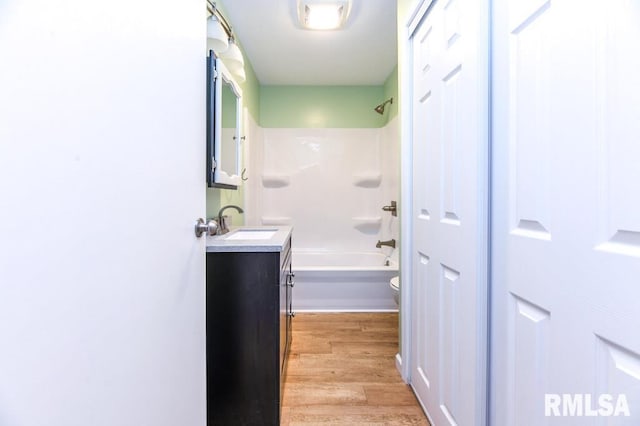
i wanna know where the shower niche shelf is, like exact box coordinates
[261,216,292,226]
[352,216,382,233]
[262,174,290,188]
[353,173,382,188]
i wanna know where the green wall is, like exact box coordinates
[207,0,261,225]
[260,86,388,128]
[383,65,399,124]
[208,0,400,223]
[214,1,261,123]
[206,184,245,225]
[239,51,261,124]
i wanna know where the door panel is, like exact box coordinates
[0,1,207,424]
[492,0,640,424]
[409,0,489,424]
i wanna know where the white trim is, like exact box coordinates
[489,1,508,424]
[398,1,418,384]
[395,353,403,375]
[474,2,491,424]
[407,0,435,37]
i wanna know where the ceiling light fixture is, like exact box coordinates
[297,0,352,30]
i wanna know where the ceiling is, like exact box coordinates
[221,0,398,86]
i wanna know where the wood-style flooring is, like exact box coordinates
[281,313,430,425]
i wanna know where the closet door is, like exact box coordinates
[408,0,489,424]
[492,0,640,424]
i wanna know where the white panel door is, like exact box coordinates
[409,0,489,424]
[0,0,207,425]
[492,0,640,424]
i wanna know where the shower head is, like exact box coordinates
[374,97,393,115]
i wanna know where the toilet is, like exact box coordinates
[390,276,400,306]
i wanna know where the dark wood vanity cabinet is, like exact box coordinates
[206,236,293,426]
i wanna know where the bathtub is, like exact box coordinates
[292,251,399,312]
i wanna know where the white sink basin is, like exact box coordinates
[225,229,278,240]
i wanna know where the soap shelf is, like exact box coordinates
[262,174,290,188]
[352,216,382,233]
[261,216,292,226]
[353,173,382,188]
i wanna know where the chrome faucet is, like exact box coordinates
[217,204,244,235]
[376,239,396,249]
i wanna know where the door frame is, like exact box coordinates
[397,0,427,383]
[399,0,491,423]
[399,0,437,387]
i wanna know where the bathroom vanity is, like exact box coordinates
[206,226,293,426]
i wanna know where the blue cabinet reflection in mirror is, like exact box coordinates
[207,50,243,189]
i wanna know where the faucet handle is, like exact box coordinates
[218,215,229,235]
[382,201,397,217]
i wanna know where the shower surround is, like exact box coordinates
[246,118,399,311]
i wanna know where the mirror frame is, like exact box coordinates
[207,51,243,189]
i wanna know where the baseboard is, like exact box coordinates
[395,353,406,382]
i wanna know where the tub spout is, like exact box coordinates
[376,239,396,249]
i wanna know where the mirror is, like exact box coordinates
[207,52,243,188]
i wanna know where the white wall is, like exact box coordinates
[248,123,400,256]
[243,112,263,224]
[380,116,401,262]
[0,0,207,425]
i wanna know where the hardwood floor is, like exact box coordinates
[282,313,430,425]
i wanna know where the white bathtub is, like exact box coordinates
[292,251,399,312]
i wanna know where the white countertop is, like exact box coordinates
[206,226,292,253]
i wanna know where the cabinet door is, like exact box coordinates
[286,259,293,356]
[207,251,281,425]
[279,246,291,376]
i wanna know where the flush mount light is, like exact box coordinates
[297,0,352,30]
